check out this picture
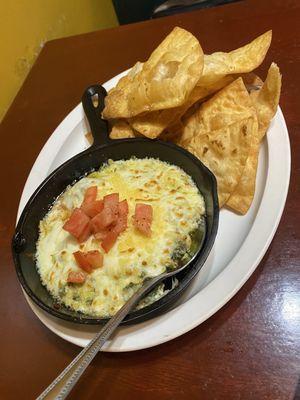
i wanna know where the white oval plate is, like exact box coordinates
[17,71,291,352]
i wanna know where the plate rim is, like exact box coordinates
[16,70,291,351]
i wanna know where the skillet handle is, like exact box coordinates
[82,85,110,147]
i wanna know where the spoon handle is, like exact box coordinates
[36,275,164,400]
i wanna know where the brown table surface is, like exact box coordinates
[1,0,299,399]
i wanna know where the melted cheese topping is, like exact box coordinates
[36,158,205,317]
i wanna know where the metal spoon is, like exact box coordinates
[36,250,199,400]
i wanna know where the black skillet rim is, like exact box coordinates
[13,138,219,325]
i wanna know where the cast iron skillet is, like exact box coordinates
[12,85,219,325]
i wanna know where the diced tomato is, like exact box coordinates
[104,193,119,217]
[73,250,103,273]
[118,200,128,216]
[82,186,97,206]
[135,203,153,221]
[92,196,128,251]
[67,270,86,283]
[112,215,127,234]
[91,207,117,232]
[77,221,92,243]
[81,200,104,218]
[133,218,152,236]
[73,251,93,273]
[63,208,90,240]
[94,215,126,243]
[97,214,127,238]
[85,250,103,269]
[133,203,153,236]
[109,200,128,234]
[101,231,119,253]
[104,193,119,207]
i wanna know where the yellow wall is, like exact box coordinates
[0,0,117,121]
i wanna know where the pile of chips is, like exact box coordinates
[102,27,281,214]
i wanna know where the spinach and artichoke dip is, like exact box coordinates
[36,158,205,317]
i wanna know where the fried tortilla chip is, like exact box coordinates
[103,27,204,119]
[109,120,136,139]
[125,27,270,139]
[99,28,277,215]
[250,62,282,140]
[226,136,260,214]
[186,116,257,206]
[199,30,272,86]
[226,63,281,214]
[177,78,256,146]
[156,73,262,140]
[175,78,258,205]
[127,75,234,138]
[113,62,143,91]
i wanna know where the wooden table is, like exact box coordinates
[1,0,299,398]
